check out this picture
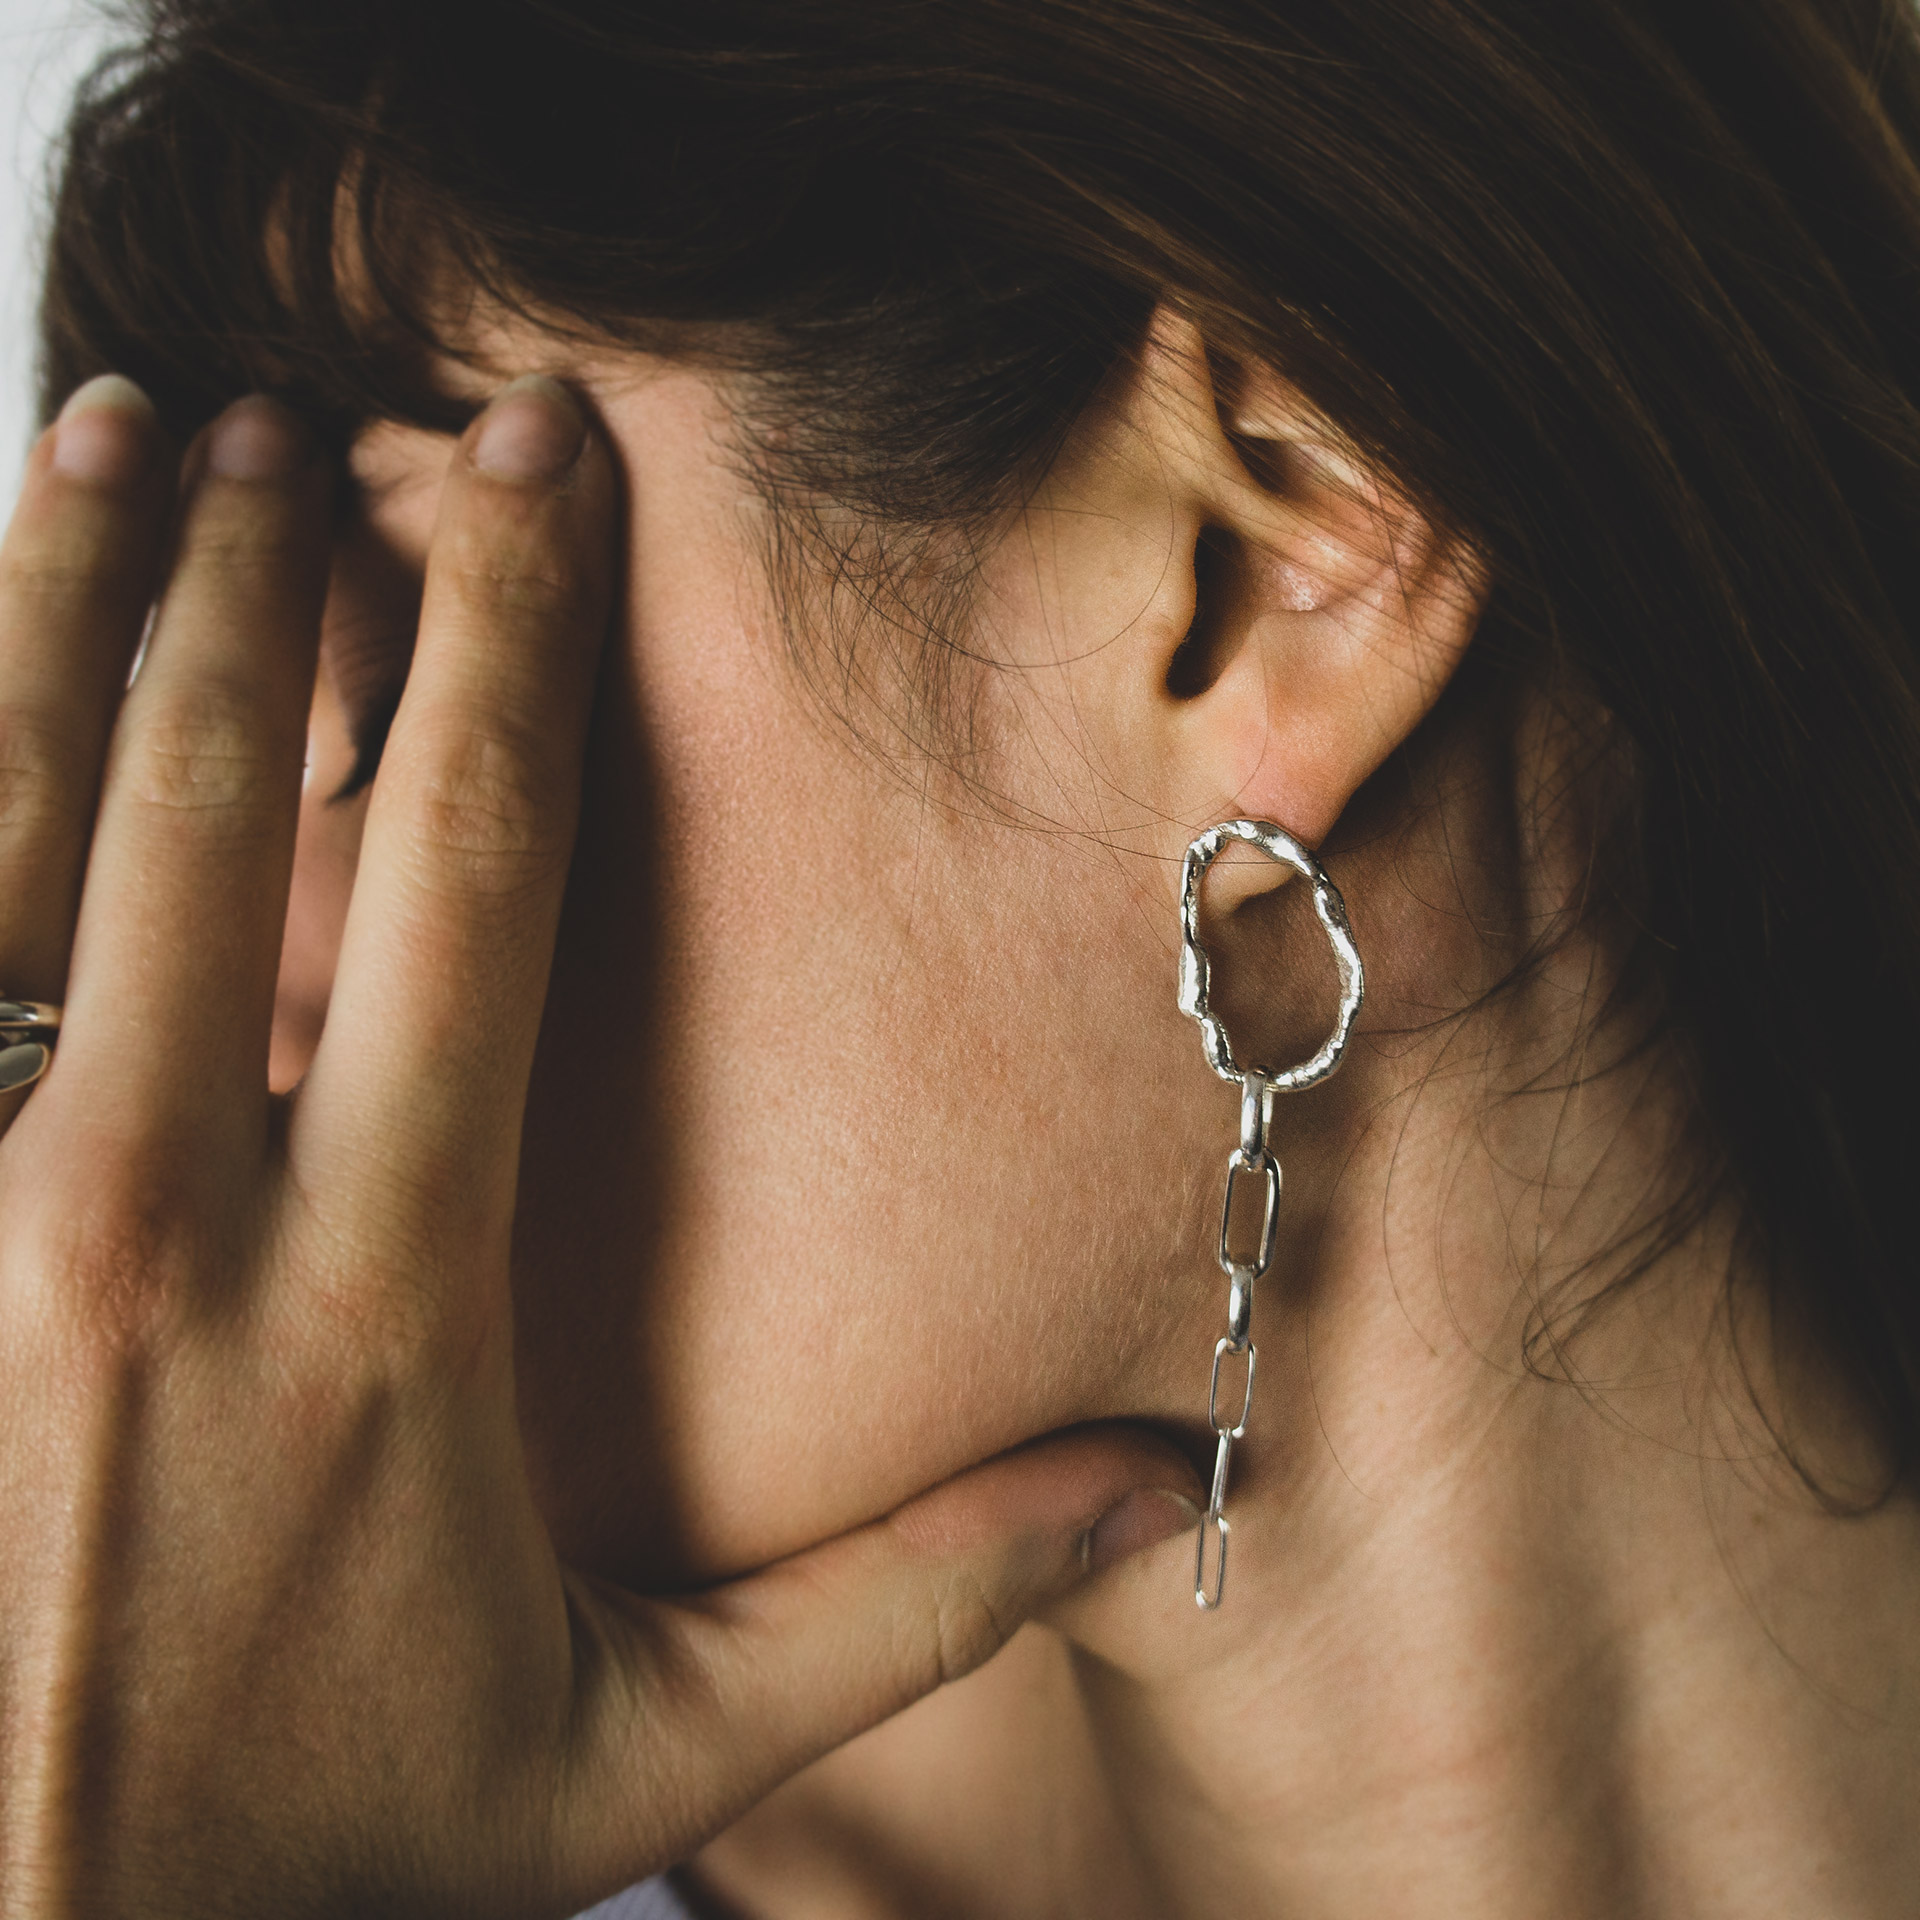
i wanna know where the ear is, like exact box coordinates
[1014,307,1485,910]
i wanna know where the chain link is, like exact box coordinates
[1196,1069,1281,1609]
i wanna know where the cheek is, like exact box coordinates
[511,436,1216,1583]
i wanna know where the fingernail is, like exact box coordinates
[207,396,312,482]
[1083,1488,1201,1576]
[52,374,158,485]
[471,376,587,482]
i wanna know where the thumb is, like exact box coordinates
[551,1424,1201,1890]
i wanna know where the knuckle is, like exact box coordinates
[285,1180,502,1385]
[299,1259,500,1392]
[390,715,572,891]
[303,1276,446,1380]
[474,562,584,624]
[24,1158,205,1356]
[127,685,279,826]
[0,704,90,839]
[0,545,106,608]
[443,517,590,624]
[915,1566,1008,1690]
[176,508,314,586]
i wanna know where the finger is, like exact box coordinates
[55,397,331,1157]
[299,378,614,1272]
[552,1426,1203,1892]
[0,376,171,996]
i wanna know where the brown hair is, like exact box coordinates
[38,0,1920,1480]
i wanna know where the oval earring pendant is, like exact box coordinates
[1177,818,1364,1090]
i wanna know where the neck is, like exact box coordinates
[1091,944,1919,1918]
[690,926,1920,1919]
[1069,1239,1920,1916]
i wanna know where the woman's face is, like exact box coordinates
[282,331,1483,1598]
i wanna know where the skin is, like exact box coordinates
[0,299,1914,1915]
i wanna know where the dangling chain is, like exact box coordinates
[1195,1068,1281,1610]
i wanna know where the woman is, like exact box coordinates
[1,0,1916,1911]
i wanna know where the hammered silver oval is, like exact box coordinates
[1177,819,1363,1092]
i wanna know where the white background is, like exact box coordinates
[0,0,116,490]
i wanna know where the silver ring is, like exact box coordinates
[0,995,62,1093]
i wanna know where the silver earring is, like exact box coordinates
[1177,820,1364,1609]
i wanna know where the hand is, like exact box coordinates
[0,375,1198,1917]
